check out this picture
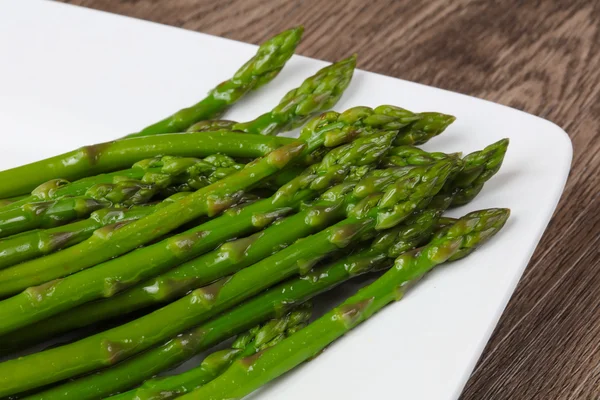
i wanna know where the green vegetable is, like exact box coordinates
[0,160,452,395]
[108,304,312,400]
[393,111,456,146]
[0,131,394,346]
[0,205,155,270]
[297,105,454,149]
[129,27,304,137]
[380,144,456,168]
[0,131,299,198]
[0,193,191,271]
[0,155,244,238]
[1,103,446,199]
[0,154,242,213]
[448,139,509,206]
[23,203,446,400]
[224,55,356,135]
[0,197,110,239]
[0,195,27,207]
[0,141,304,318]
[383,139,509,207]
[179,208,510,400]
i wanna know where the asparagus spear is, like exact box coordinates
[0,194,191,270]
[22,203,445,399]
[1,171,141,214]
[219,56,356,135]
[380,145,456,168]
[0,131,299,198]
[0,132,393,337]
[180,208,510,400]
[383,139,509,207]
[185,120,238,132]
[0,107,414,302]
[0,195,27,207]
[109,304,312,400]
[0,154,244,215]
[0,131,397,353]
[0,160,452,395]
[393,111,456,146]
[448,138,509,205]
[0,104,453,199]
[0,133,396,349]
[0,197,110,239]
[0,140,304,306]
[0,155,245,238]
[298,105,454,149]
[129,27,304,137]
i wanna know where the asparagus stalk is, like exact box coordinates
[223,56,356,135]
[0,197,110,239]
[180,208,510,400]
[0,132,396,350]
[448,138,509,206]
[298,105,454,149]
[0,160,452,395]
[383,139,509,207]
[0,104,453,199]
[22,203,446,399]
[0,131,394,340]
[380,145,457,168]
[2,108,451,211]
[0,195,27,207]
[0,154,240,213]
[0,140,304,308]
[185,120,238,132]
[393,112,456,146]
[0,194,191,270]
[0,154,245,238]
[0,103,410,304]
[0,131,299,198]
[109,304,312,400]
[129,27,304,137]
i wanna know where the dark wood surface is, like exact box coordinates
[59,1,600,398]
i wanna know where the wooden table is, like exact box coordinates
[60,1,600,398]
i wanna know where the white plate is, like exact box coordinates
[0,0,572,399]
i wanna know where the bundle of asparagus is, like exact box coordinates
[0,26,510,400]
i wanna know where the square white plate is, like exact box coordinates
[0,0,572,399]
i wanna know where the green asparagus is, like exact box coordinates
[0,141,304,306]
[0,154,244,214]
[0,155,245,238]
[0,131,299,198]
[0,160,452,395]
[448,138,509,205]
[393,112,456,146]
[179,208,510,400]
[129,27,304,137]
[298,105,454,149]
[226,56,356,135]
[1,104,440,199]
[0,194,191,270]
[108,304,312,400]
[380,144,456,168]
[0,131,394,341]
[0,132,396,349]
[0,197,110,239]
[383,139,509,207]
[0,195,27,207]
[21,204,446,399]
[381,139,509,206]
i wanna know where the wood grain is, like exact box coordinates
[58,0,600,398]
